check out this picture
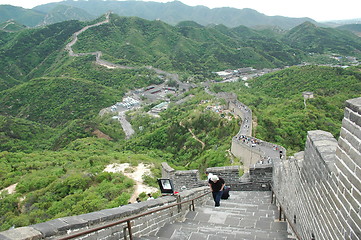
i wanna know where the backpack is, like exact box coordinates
[221,186,230,199]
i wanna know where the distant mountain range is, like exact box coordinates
[0,0,317,29]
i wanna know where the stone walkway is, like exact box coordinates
[135,191,293,240]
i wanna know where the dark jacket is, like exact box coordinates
[208,177,225,192]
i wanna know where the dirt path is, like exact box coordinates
[103,163,158,203]
[179,121,205,150]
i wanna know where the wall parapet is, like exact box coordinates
[162,162,272,192]
[0,187,210,240]
[272,97,361,240]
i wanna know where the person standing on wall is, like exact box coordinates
[208,175,225,207]
[205,171,213,180]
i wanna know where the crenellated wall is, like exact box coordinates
[161,163,272,191]
[272,97,361,240]
[161,162,202,192]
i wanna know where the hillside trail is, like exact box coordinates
[179,121,205,150]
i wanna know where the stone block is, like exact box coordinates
[58,216,88,230]
[348,144,360,162]
[338,137,352,154]
[31,218,69,237]
[344,189,359,214]
[339,171,353,191]
[349,209,361,238]
[349,111,361,128]
[0,227,42,240]
[352,187,361,207]
[345,170,361,193]
[343,119,361,143]
[344,108,351,121]
[335,149,356,170]
[336,151,356,176]
[99,205,139,221]
[345,98,361,116]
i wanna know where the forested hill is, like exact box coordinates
[1,14,361,93]
[284,22,361,55]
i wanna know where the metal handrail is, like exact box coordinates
[58,191,211,240]
[270,185,302,240]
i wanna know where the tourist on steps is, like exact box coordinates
[209,175,225,207]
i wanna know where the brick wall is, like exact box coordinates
[161,162,203,192]
[272,97,361,240]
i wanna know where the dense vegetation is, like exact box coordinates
[0,148,162,230]
[213,65,361,154]
[0,20,85,91]
[0,13,360,230]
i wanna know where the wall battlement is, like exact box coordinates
[161,162,272,191]
[273,97,361,240]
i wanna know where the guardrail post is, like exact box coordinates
[177,195,181,213]
[127,220,133,240]
[123,227,127,240]
[279,206,282,221]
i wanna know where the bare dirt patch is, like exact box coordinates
[103,163,158,203]
[0,183,17,195]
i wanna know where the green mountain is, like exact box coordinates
[0,20,84,91]
[0,19,26,31]
[0,5,45,27]
[283,21,361,55]
[337,24,361,37]
[70,15,303,73]
[41,4,95,25]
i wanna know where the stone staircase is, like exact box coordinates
[135,191,294,240]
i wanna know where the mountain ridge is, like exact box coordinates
[1,1,316,29]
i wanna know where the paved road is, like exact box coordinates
[118,112,135,139]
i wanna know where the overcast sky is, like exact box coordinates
[1,0,360,22]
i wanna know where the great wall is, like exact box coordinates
[0,13,360,240]
[1,95,360,240]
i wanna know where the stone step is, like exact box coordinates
[151,222,288,240]
[136,191,293,240]
[134,237,170,240]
